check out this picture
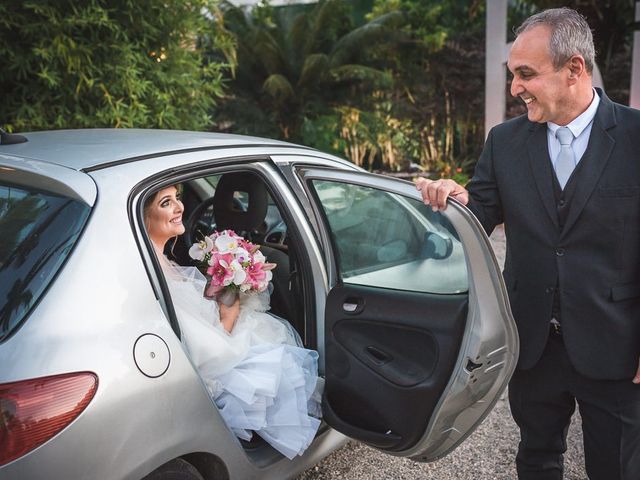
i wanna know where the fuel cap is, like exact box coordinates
[133,334,170,378]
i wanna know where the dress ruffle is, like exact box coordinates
[162,259,322,459]
[213,344,322,458]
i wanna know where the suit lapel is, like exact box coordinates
[527,123,559,229]
[561,89,617,237]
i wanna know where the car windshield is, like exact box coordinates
[0,182,91,342]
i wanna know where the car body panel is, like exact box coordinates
[0,129,516,479]
[3,129,298,171]
[0,149,348,479]
[0,153,97,205]
[296,168,519,461]
[0,170,242,478]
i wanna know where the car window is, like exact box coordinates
[151,170,304,339]
[184,174,284,247]
[0,182,91,342]
[311,180,468,294]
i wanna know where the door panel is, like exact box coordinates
[299,167,518,462]
[324,284,468,451]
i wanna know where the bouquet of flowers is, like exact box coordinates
[188,230,276,305]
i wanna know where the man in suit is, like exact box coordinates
[416,7,640,480]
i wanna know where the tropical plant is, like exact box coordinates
[212,0,404,143]
[0,0,234,131]
[368,0,486,176]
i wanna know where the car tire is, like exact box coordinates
[142,458,204,480]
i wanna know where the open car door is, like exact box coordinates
[299,168,518,462]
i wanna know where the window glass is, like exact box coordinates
[311,180,468,294]
[155,171,301,336]
[186,174,280,244]
[0,182,90,342]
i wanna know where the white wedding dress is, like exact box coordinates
[162,259,322,459]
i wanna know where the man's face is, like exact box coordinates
[507,25,572,125]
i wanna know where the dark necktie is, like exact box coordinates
[555,127,575,189]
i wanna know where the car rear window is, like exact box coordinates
[0,182,91,342]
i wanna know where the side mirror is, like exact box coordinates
[421,231,453,260]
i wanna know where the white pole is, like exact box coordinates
[484,0,508,139]
[630,1,640,108]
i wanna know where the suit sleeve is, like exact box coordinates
[465,128,503,235]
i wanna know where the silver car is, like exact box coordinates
[0,129,518,480]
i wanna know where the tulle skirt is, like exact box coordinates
[207,343,322,459]
[163,261,322,459]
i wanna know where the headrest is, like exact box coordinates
[213,172,268,232]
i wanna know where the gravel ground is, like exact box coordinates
[299,225,588,480]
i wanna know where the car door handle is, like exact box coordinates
[343,302,358,312]
[342,297,364,314]
[366,345,392,365]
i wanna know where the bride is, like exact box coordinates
[144,184,322,459]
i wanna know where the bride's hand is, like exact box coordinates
[219,297,240,333]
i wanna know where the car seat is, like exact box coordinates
[212,172,299,332]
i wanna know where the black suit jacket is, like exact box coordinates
[467,89,640,380]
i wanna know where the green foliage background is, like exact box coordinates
[0,0,233,131]
[0,0,635,177]
[211,0,400,147]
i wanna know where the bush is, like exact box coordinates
[0,0,232,131]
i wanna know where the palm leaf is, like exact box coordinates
[287,12,309,71]
[304,0,346,56]
[330,11,406,67]
[219,1,249,34]
[253,28,286,75]
[367,10,407,28]
[297,53,329,88]
[330,64,392,88]
[262,74,295,102]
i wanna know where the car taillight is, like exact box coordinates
[0,372,98,466]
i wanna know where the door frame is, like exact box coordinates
[297,167,519,461]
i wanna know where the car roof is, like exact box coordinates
[0,129,305,171]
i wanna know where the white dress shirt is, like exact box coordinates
[547,88,600,169]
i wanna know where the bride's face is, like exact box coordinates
[145,186,185,247]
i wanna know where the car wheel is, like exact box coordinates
[142,458,204,480]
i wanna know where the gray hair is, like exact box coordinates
[515,7,595,74]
